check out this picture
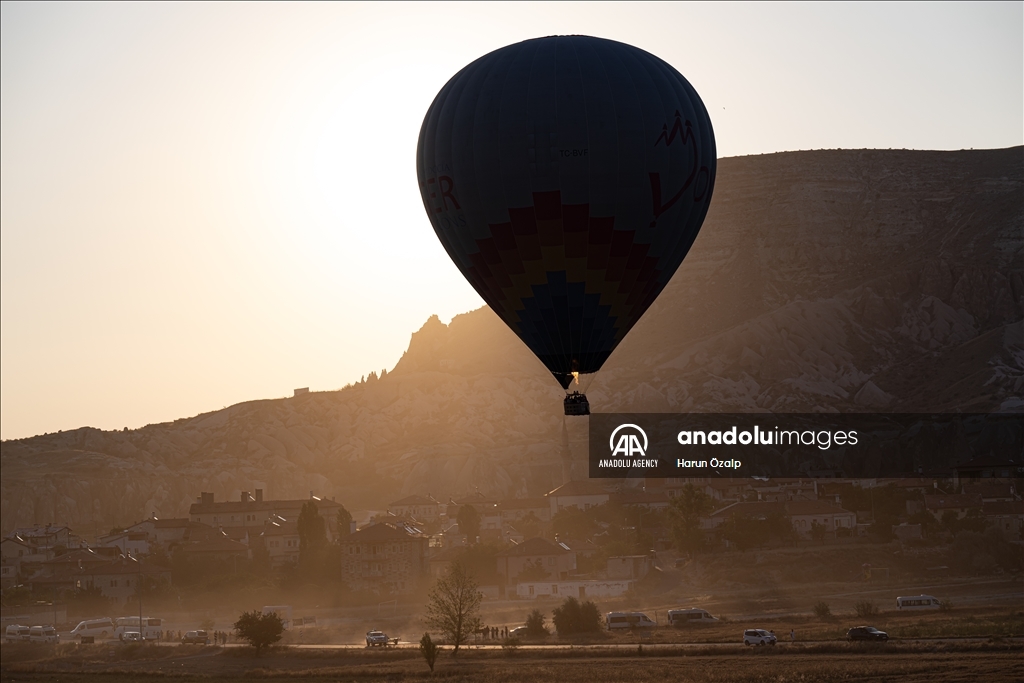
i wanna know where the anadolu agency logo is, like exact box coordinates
[609,424,648,457]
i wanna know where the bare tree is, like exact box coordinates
[425,561,482,655]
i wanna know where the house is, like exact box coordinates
[340,522,428,594]
[495,537,576,587]
[448,493,498,517]
[982,500,1024,539]
[97,531,150,557]
[9,525,79,556]
[120,517,192,552]
[516,579,633,599]
[426,546,463,579]
[611,489,671,510]
[924,494,983,522]
[180,536,250,563]
[961,483,1018,502]
[388,495,441,522]
[39,548,113,575]
[259,521,300,567]
[702,500,856,538]
[954,457,1022,486]
[607,555,654,580]
[785,500,857,536]
[0,537,35,571]
[546,481,612,516]
[36,557,173,606]
[189,490,345,540]
[0,563,15,589]
[702,501,785,531]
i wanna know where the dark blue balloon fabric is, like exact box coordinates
[417,36,716,389]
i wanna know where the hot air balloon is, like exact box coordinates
[417,36,716,415]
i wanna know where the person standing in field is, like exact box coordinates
[790,629,795,642]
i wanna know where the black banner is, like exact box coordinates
[588,413,1024,479]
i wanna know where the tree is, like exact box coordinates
[336,504,353,539]
[298,501,328,578]
[854,600,878,618]
[457,505,480,544]
[717,514,758,551]
[419,632,440,671]
[551,597,602,635]
[298,501,327,556]
[812,602,832,620]
[525,608,548,637]
[670,484,715,553]
[66,585,111,617]
[233,610,283,655]
[810,520,828,543]
[425,562,482,655]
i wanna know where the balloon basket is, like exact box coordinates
[564,392,590,416]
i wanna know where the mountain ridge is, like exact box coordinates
[3,147,1021,536]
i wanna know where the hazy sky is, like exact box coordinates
[1,2,1021,440]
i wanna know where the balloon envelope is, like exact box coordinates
[417,36,716,389]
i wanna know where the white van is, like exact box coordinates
[71,618,115,639]
[5,624,30,642]
[605,612,657,630]
[28,625,60,643]
[896,595,940,610]
[667,608,719,625]
[114,617,163,640]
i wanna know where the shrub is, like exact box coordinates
[939,599,955,613]
[813,602,832,620]
[419,632,440,672]
[233,610,283,656]
[552,597,602,635]
[525,608,548,637]
[854,600,879,618]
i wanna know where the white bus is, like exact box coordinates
[605,612,657,630]
[896,595,940,610]
[667,608,719,625]
[71,618,115,640]
[113,617,163,640]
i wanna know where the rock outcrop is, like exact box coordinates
[3,148,1021,536]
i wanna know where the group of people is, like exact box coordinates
[164,629,230,644]
[478,626,509,640]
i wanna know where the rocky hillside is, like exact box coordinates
[3,148,1021,536]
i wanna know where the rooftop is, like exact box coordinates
[496,537,571,557]
[547,481,613,498]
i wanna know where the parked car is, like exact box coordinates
[509,626,529,637]
[743,629,777,646]
[365,630,391,647]
[5,625,30,642]
[121,631,142,643]
[847,626,888,642]
[181,630,209,645]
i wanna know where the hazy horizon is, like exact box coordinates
[2,2,1022,440]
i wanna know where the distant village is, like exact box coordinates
[2,455,1021,626]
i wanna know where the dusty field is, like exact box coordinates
[3,642,1023,683]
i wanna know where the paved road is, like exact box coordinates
[126,635,1022,652]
